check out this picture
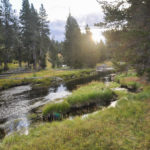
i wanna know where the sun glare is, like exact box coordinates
[91,29,105,43]
[92,33,101,43]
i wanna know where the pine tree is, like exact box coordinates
[98,40,107,62]
[20,0,32,68]
[63,14,82,68]
[0,1,4,66]
[1,0,14,70]
[49,39,59,68]
[39,4,50,69]
[13,13,23,67]
[97,0,150,74]
[30,4,40,70]
[81,25,99,67]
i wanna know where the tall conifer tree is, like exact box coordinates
[63,14,82,68]
[39,4,50,69]
[20,0,32,67]
[97,0,150,74]
[1,0,14,70]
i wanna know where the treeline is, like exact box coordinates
[63,14,106,68]
[0,0,107,71]
[0,0,52,70]
[97,0,150,75]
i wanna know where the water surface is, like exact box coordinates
[0,84,71,135]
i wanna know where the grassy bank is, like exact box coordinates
[0,69,94,90]
[42,82,117,117]
[114,71,142,91]
[1,71,150,150]
[1,77,150,149]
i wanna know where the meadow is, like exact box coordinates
[42,81,118,117]
[0,69,94,90]
[1,71,150,150]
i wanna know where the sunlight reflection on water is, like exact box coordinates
[0,84,71,136]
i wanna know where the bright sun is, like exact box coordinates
[92,33,100,43]
[91,29,105,43]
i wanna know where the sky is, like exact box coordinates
[11,0,104,42]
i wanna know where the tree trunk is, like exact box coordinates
[0,61,2,67]
[33,62,37,70]
[28,61,30,68]
[19,60,22,68]
[4,61,8,71]
[33,48,37,70]
[38,48,43,70]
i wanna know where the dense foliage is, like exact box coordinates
[97,0,150,74]
[0,0,51,70]
[0,0,108,71]
[63,15,104,68]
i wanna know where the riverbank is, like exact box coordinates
[1,72,150,150]
[42,81,118,119]
[0,69,95,91]
[0,68,114,139]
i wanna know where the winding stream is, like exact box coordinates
[0,84,71,136]
[0,73,118,138]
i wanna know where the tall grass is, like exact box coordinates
[67,82,114,106]
[43,101,70,116]
[42,82,116,116]
[2,72,150,150]
[0,69,94,90]
[114,72,141,90]
[1,86,150,150]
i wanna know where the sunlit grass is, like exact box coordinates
[0,69,94,90]
[1,85,150,150]
[42,81,116,116]
[0,62,27,71]
[96,61,113,67]
[67,82,114,106]
[114,72,142,90]
[43,101,70,116]
[6,69,93,79]
[1,72,150,150]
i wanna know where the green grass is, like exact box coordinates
[0,62,27,71]
[0,78,29,90]
[114,72,142,90]
[1,85,150,150]
[114,71,137,83]
[43,101,70,116]
[67,82,114,106]
[42,82,116,116]
[0,69,94,90]
[6,69,93,79]
[106,82,120,88]
[1,72,150,150]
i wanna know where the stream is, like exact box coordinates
[0,84,71,136]
[0,73,121,138]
